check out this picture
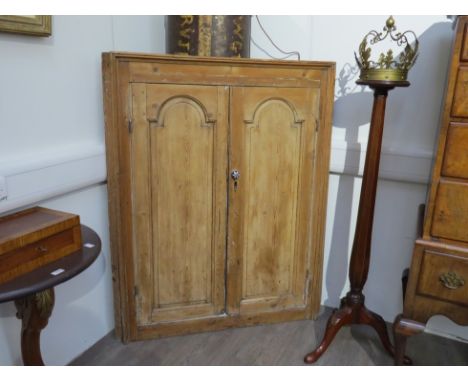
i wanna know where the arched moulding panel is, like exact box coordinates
[235,91,308,311]
[148,95,216,128]
[129,85,227,327]
[244,97,304,129]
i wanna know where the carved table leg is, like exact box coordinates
[393,314,425,366]
[14,288,55,366]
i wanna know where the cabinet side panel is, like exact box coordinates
[102,54,125,339]
[307,67,335,317]
[130,84,153,324]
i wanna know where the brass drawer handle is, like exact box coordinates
[439,272,465,290]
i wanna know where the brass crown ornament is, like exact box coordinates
[355,16,419,82]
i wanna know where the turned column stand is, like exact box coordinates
[304,79,411,364]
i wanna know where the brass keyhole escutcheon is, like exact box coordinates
[231,169,240,191]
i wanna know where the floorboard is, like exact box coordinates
[71,308,468,366]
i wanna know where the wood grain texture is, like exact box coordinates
[131,83,228,324]
[403,240,468,326]
[462,23,468,62]
[102,53,335,341]
[102,53,125,339]
[0,207,81,284]
[441,123,468,178]
[348,89,389,291]
[432,180,468,242]
[417,250,468,307]
[451,67,468,117]
[0,207,79,254]
[306,67,335,318]
[0,227,80,284]
[103,57,135,341]
[228,87,316,316]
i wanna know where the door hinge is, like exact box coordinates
[128,119,133,134]
[134,286,139,297]
[315,118,319,132]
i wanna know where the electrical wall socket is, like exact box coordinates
[0,176,7,202]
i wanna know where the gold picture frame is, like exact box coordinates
[0,15,51,36]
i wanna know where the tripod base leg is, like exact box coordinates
[304,304,353,364]
[304,296,412,364]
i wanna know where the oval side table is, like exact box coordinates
[0,225,101,366]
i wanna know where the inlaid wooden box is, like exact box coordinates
[0,207,82,284]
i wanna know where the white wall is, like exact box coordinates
[253,15,468,342]
[0,15,165,366]
[0,15,466,366]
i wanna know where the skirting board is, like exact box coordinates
[0,143,106,214]
[0,140,432,215]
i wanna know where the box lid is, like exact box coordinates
[0,207,80,256]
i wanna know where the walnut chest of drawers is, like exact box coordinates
[394,16,468,364]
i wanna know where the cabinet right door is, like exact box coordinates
[227,86,319,317]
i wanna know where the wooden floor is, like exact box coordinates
[71,308,468,366]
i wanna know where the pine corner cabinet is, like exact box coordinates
[102,53,335,342]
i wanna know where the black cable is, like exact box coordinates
[254,15,301,61]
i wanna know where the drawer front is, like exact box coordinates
[417,250,468,307]
[462,23,468,62]
[432,180,468,242]
[442,123,468,178]
[451,67,468,118]
[0,226,81,283]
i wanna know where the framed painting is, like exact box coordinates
[0,16,51,36]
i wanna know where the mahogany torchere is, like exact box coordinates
[304,16,419,364]
[304,79,410,364]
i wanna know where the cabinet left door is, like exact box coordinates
[127,83,229,335]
